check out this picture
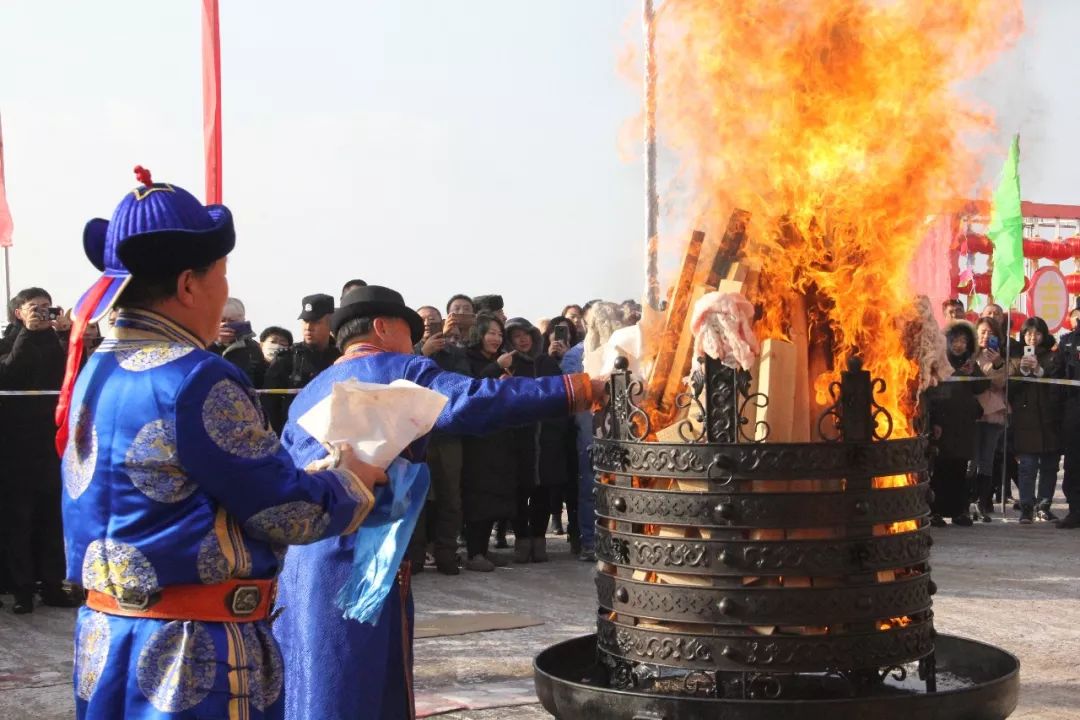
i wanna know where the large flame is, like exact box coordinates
[649,0,1023,434]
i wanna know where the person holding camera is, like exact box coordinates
[263,293,341,434]
[411,304,472,574]
[541,316,580,542]
[1009,316,1064,524]
[0,287,77,613]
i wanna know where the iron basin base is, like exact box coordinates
[534,634,1018,720]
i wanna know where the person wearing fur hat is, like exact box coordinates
[472,293,506,324]
[273,287,605,720]
[925,320,987,526]
[60,168,387,720]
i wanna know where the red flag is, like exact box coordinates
[0,113,13,248]
[202,0,223,204]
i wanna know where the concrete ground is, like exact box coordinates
[2,503,1078,719]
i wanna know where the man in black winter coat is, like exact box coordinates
[410,305,473,574]
[263,293,341,434]
[0,288,79,613]
[1056,300,1080,529]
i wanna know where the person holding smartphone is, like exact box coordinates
[1009,316,1064,524]
[0,287,75,613]
[542,316,578,360]
[971,317,1009,521]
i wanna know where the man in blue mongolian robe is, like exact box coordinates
[275,285,603,720]
[60,169,387,720]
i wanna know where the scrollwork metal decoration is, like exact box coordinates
[626,378,652,441]
[870,377,895,441]
[674,390,708,443]
[817,380,843,442]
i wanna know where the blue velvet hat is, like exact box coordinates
[75,166,235,322]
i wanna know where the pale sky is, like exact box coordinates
[0,1,1077,334]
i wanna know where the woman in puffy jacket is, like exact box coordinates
[459,314,518,571]
[1009,316,1063,524]
[926,321,986,526]
[504,317,575,563]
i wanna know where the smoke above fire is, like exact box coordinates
[647,0,1024,432]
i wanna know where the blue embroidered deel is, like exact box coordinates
[334,458,430,623]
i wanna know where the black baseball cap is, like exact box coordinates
[298,293,335,321]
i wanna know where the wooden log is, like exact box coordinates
[707,209,750,286]
[756,339,796,442]
[787,293,811,443]
[646,230,705,420]
[656,283,710,425]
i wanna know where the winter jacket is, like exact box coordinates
[926,322,987,460]
[1009,347,1063,454]
[209,333,267,387]
[972,346,1008,425]
[263,342,341,434]
[0,325,66,456]
[460,346,518,522]
[505,318,575,490]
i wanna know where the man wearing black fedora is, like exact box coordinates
[274,284,605,720]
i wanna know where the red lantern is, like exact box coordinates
[1023,238,1051,260]
[1067,274,1080,294]
[1048,241,1075,262]
[1067,236,1080,259]
[1010,312,1028,335]
[972,273,992,294]
[963,232,992,255]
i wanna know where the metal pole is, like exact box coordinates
[1001,309,1011,517]
[3,246,9,306]
[644,0,663,312]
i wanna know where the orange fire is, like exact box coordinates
[647,0,1023,435]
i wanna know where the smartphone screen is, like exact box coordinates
[553,325,569,344]
[987,336,1000,352]
[1024,345,1035,357]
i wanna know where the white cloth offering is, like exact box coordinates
[297,378,449,467]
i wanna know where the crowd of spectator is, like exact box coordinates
[0,279,645,609]
[3,280,1075,612]
[926,298,1080,529]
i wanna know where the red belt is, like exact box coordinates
[86,579,276,623]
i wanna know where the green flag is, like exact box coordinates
[989,134,1024,309]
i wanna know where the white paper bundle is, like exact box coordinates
[297,378,449,468]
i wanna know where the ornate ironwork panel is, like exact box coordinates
[596,573,933,626]
[596,616,934,673]
[594,481,931,528]
[591,437,929,481]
